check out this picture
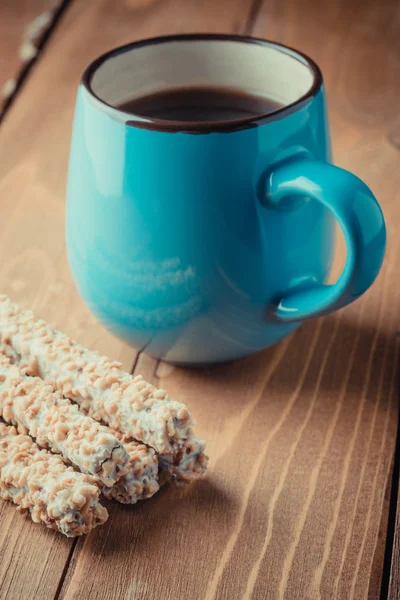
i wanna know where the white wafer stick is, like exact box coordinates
[0,348,161,504]
[0,422,108,536]
[0,295,208,481]
[103,433,159,504]
[0,341,18,362]
[0,360,129,487]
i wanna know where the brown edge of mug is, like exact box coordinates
[81,33,324,134]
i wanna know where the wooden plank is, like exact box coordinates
[0,0,256,599]
[251,0,400,151]
[245,2,400,599]
[373,464,393,600]
[0,501,73,600]
[389,475,400,600]
[0,0,63,115]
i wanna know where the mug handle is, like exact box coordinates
[264,159,386,323]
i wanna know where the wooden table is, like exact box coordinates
[0,1,399,598]
[0,1,66,118]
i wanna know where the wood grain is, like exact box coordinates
[0,0,399,599]
[252,2,400,597]
[0,501,73,599]
[389,483,400,600]
[0,0,62,115]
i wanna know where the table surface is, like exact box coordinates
[0,0,65,118]
[0,0,399,599]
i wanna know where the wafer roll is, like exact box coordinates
[159,435,208,483]
[0,296,207,481]
[0,422,108,536]
[0,361,129,487]
[103,433,159,503]
[0,341,18,362]
[0,342,161,503]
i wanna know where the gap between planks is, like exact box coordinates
[0,0,72,125]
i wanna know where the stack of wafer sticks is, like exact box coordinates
[0,295,207,537]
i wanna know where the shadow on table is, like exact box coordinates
[159,312,399,408]
[86,475,235,557]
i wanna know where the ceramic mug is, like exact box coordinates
[67,34,386,366]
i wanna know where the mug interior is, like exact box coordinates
[86,35,320,129]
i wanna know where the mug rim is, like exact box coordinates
[82,33,323,134]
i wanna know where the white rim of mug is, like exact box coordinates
[81,33,323,134]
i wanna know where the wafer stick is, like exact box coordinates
[158,435,208,482]
[0,295,207,481]
[0,360,129,487]
[0,341,18,362]
[103,433,159,503]
[0,358,160,503]
[0,359,129,486]
[0,422,108,536]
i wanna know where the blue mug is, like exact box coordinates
[67,34,386,366]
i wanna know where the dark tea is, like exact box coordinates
[117,86,283,122]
